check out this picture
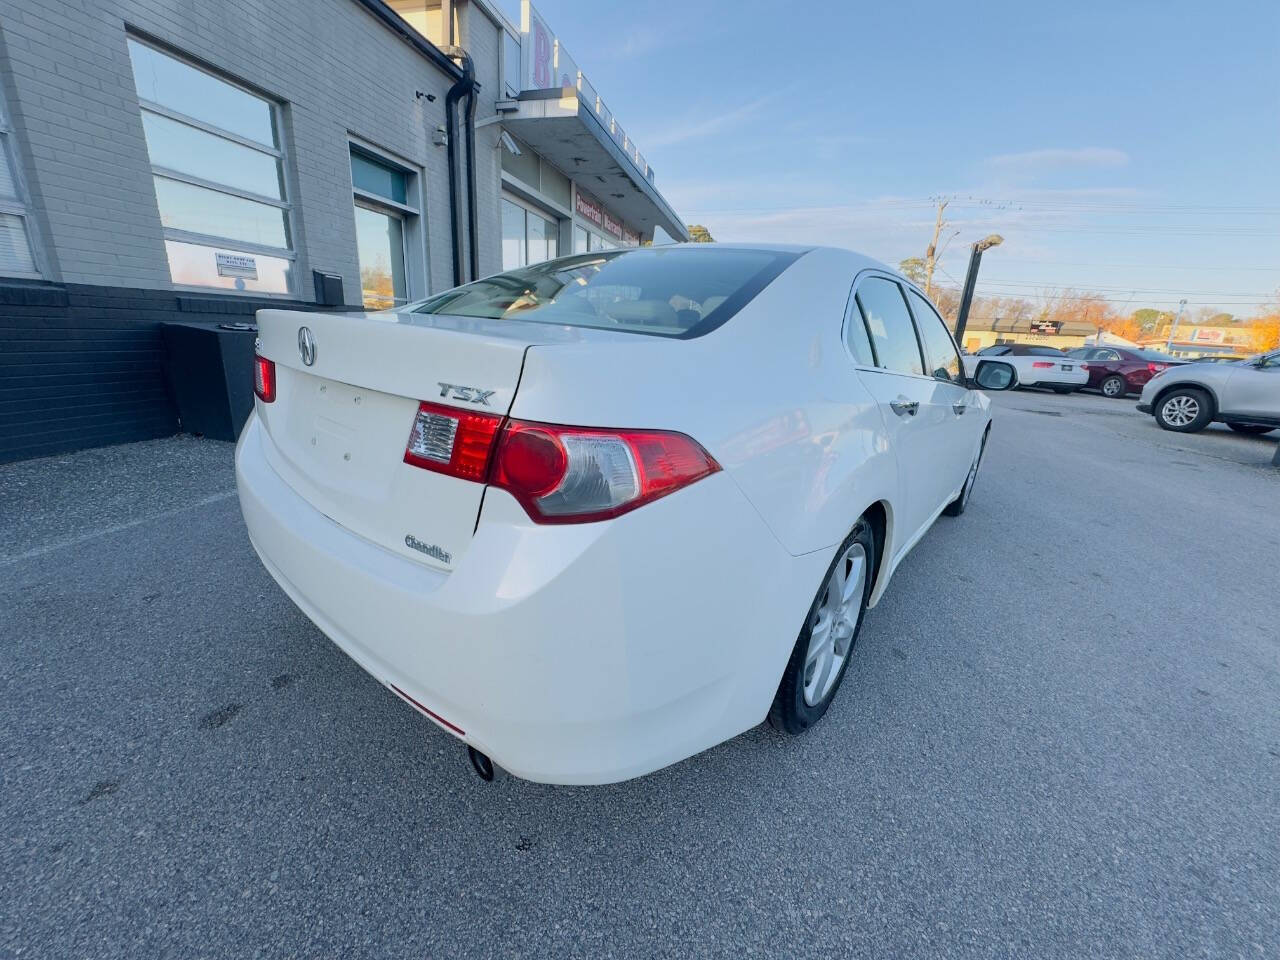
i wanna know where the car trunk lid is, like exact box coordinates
[252,308,541,571]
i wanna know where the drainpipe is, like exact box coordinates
[444,51,476,287]
[464,77,479,283]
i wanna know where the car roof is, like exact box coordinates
[660,242,894,276]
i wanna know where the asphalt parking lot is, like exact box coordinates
[3,390,1278,959]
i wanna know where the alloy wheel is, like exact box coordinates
[1162,395,1199,426]
[802,541,867,706]
[1103,377,1124,397]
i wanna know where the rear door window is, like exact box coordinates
[856,277,924,376]
[407,247,801,339]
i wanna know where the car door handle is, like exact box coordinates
[953,402,967,415]
[889,399,919,418]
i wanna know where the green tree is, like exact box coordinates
[687,224,715,243]
[899,257,927,286]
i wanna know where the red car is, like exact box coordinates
[1065,346,1182,398]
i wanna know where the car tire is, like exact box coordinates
[1051,385,1076,394]
[1226,422,1275,435]
[944,428,988,517]
[1100,375,1127,398]
[1155,387,1214,433]
[768,518,875,735]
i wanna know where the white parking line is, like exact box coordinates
[1,490,237,566]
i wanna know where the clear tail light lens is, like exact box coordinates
[402,402,720,523]
[403,401,502,481]
[490,420,720,524]
[253,355,276,403]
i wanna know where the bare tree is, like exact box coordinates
[923,199,948,299]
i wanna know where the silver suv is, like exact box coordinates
[1137,350,1280,434]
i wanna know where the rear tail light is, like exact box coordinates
[253,355,276,403]
[1148,362,1167,373]
[1032,361,1054,369]
[490,421,720,523]
[402,402,720,523]
[404,401,502,481]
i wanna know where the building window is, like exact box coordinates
[501,196,559,271]
[0,99,38,277]
[572,224,589,254]
[350,147,419,310]
[385,1,447,46]
[127,37,293,294]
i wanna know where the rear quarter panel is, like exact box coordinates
[509,248,899,560]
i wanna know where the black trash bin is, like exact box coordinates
[161,321,258,442]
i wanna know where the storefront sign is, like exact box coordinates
[1030,320,1061,334]
[215,252,258,280]
[601,210,622,238]
[575,190,603,227]
[522,3,579,91]
[1191,328,1226,343]
[622,226,640,246]
[522,4,554,89]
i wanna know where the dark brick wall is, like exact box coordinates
[0,281,355,464]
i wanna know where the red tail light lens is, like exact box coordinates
[402,402,720,523]
[253,355,276,403]
[403,401,502,481]
[1032,361,1054,369]
[1147,362,1166,373]
[490,420,720,523]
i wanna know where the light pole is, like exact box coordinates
[953,234,1003,348]
[1165,298,1187,354]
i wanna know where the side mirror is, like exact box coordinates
[968,360,1015,391]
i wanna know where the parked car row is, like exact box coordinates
[969,340,1279,436]
[968,343,1181,398]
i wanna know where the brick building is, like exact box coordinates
[0,0,686,462]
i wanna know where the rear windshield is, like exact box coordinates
[407,247,801,339]
[1022,346,1067,356]
[1140,349,1178,362]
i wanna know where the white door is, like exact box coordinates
[850,275,957,548]
[904,286,986,501]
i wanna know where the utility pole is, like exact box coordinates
[924,199,948,300]
[1165,298,1188,353]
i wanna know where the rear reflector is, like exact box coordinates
[404,400,502,481]
[1032,361,1055,369]
[490,420,720,523]
[254,355,276,403]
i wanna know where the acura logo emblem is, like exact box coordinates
[298,326,316,366]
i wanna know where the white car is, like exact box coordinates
[1138,349,1280,434]
[236,245,1007,784]
[966,344,1089,393]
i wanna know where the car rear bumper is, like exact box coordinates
[1020,368,1089,387]
[236,413,824,784]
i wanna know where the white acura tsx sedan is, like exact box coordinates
[236,244,1011,784]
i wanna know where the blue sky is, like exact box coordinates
[521,0,1278,318]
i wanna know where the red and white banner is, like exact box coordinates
[574,190,603,227]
